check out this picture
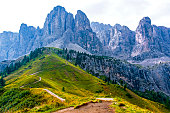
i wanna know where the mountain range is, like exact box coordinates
[0,5,169,63]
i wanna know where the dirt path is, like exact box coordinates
[96,98,114,101]
[30,71,41,75]
[43,89,65,102]
[33,77,41,84]
[20,77,41,88]
[20,71,42,88]
[55,101,114,113]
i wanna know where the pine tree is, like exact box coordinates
[65,48,68,53]
[75,53,80,66]
[120,80,123,86]
[124,83,127,90]
[0,76,5,87]
[62,87,65,92]
[66,54,70,60]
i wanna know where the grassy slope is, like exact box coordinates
[2,48,169,113]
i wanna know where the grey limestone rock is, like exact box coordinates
[91,17,170,61]
[91,22,135,59]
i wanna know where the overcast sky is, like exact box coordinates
[0,0,170,33]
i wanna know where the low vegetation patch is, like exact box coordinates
[112,97,152,113]
[0,88,41,112]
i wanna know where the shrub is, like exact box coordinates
[62,87,65,92]
[126,93,133,98]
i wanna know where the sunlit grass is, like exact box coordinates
[2,48,169,113]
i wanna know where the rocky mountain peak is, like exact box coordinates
[53,5,65,11]
[43,5,68,37]
[75,10,92,31]
[19,23,28,33]
[19,23,36,37]
[114,24,122,30]
[131,17,153,57]
[139,17,151,25]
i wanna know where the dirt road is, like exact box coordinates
[55,101,114,113]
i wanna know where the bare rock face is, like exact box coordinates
[91,22,135,59]
[43,6,68,36]
[18,23,36,56]
[132,17,170,61]
[75,10,92,31]
[151,63,170,95]
[0,31,19,60]
[152,26,170,56]
[74,10,103,54]
[0,6,169,63]
[42,6,102,54]
[91,22,112,46]
[42,6,75,46]
[132,17,153,57]
[91,17,170,61]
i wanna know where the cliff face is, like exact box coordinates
[91,22,135,59]
[132,17,153,57]
[132,17,170,60]
[0,6,102,62]
[91,17,170,61]
[0,32,19,60]
[151,63,170,95]
[74,10,103,54]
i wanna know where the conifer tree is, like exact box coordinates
[0,76,5,87]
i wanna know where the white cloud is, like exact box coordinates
[0,0,169,33]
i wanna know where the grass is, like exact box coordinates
[111,97,152,113]
[1,47,169,113]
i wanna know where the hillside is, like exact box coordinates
[0,47,169,112]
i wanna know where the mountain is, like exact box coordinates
[1,47,169,112]
[0,6,169,64]
[132,17,170,61]
[91,17,170,62]
[0,6,102,62]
